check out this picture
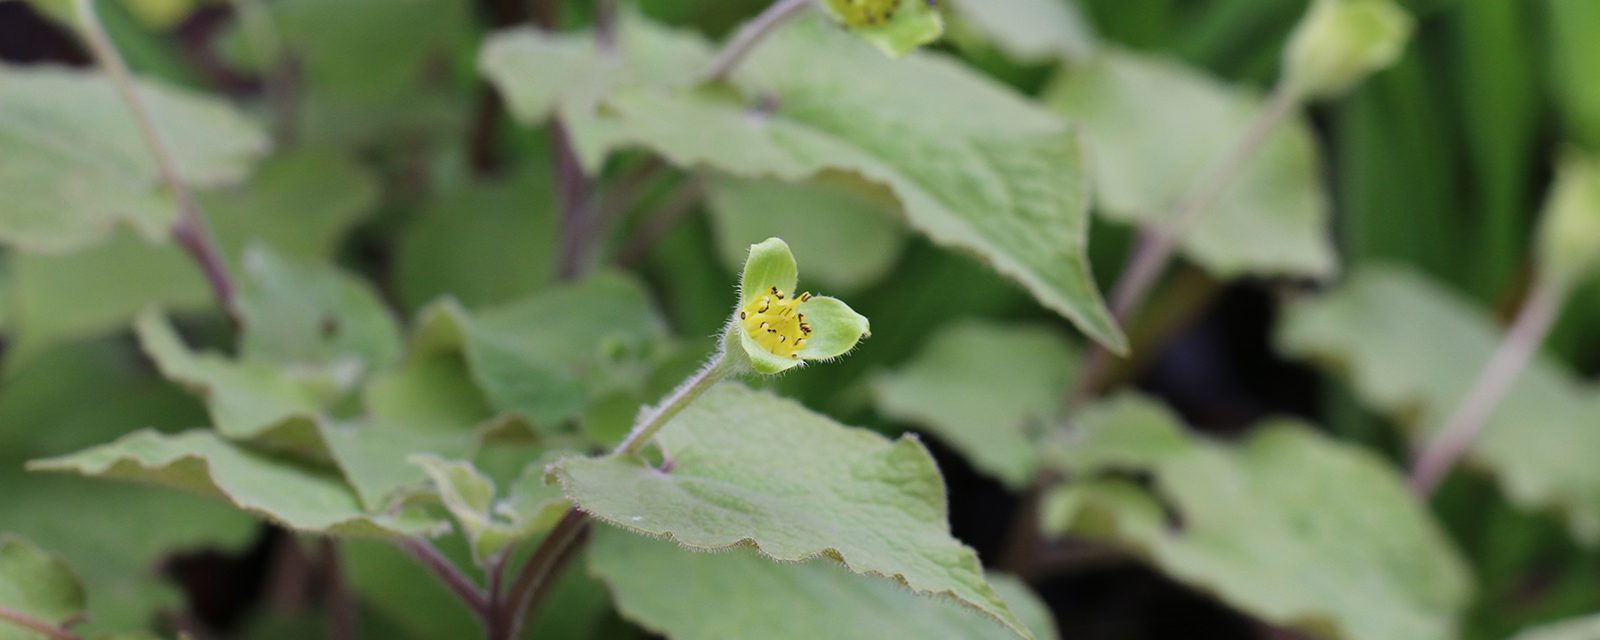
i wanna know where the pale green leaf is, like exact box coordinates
[236,247,403,371]
[483,16,1125,352]
[1042,394,1472,640]
[872,321,1078,488]
[372,273,670,427]
[27,429,443,538]
[394,172,557,312]
[943,0,1096,63]
[5,149,377,366]
[318,422,477,512]
[0,64,268,253]
[135,309,328,455]
[1045,48,1336,279]
[817,0,944,57]
[589,526,1057,640]
[1276,265,1600,542]
[549,383,1031,638]
[410,454,569,564]
[1510,613,1600,640]
[0,535,84,640]
[707,175,903,291]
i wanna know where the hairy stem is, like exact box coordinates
[1409,275,1570,495]
[703,0,812,82]
[500,353,730,636]
[0,605,82,640]
[397,538,489,617]
[1066,81,1303,410]
[73,0,239,321]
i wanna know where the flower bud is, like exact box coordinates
[1282,0,1413,99]
[1537,152,1600,287]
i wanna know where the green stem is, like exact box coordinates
[703,0,812,82]
[72,0,240,323]
[499,352,731,638]
[0,605,81,640]
[1409,274,1570,495]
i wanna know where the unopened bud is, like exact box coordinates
[1537,152,1600,287]
[1283,0,1413,98]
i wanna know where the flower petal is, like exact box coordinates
[739,329,804,374]
[797,295,870,360]
[740,238,799,307]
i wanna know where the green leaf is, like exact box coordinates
[1042,394,1472,640]
[135,309,328,455]
[483,16,1126,353]
[0,64,268,253]
[5,149,377,366]
[1044,48,1336,279]
[373,273,671,427]
[28,429,443,538]
[1510,613,1600,640]
[588,526,1058,640]
[410,453,569,564]
[394,172,558,313]
[707,175,903,291]
[236,247,403,372]
[872,321,1078,488]
[942,0,1097,63]
[1276,265,1600,543]
[817,0,945,57]
[317,422,478,512]
[548,383,1032,639]
[0,535,84,640]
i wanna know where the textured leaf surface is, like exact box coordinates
[484,16,1124,352]
[236,247,402,371]
[1045,49,1335,279]
[943,0,1096,62]
[373,273,669,427]
[395,173,557,312]
[28,429,441,538]
[872,321,1078,488]
[707,176,903,291]
[0,535,84,640]
[1277,265,1600,542]
[550,383,1030,638]
[1042,394,1471,640]
[0,64,268,253]
[5,149,376,364]
[588,526,1057,640]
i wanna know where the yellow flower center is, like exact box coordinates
[740,287,813,359]
[827,0,899,27]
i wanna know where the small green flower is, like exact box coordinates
[1283,0,1413,98]
[726,238,870,375]
[819,0,944,58]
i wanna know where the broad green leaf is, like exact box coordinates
[1044,48,1336,279]
[0,64,268,253]
[817,0,944,57]
[588,526,1058,640]
[394,172,557,313]
[317,422,478,512]
[0,535,84,640]
[548,383,1031,638]
[5,149,377,365]
[372,273,670,427]
[484,16,1126,353]
[28,429,443,538]
[217,0,470,147]
[707,175,903,291]
[943,0,1097,63]
[135,309,329,455]
[1511,613,1600,640]
[1042,394,1472,640]
[410,454,569,563]
[0,337,257,633]
[236,247,403,371]
[872,321,1078,488]
[1276,265,1600,542]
